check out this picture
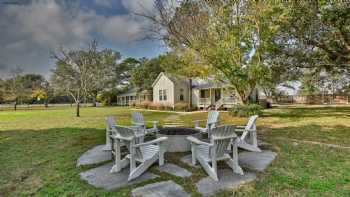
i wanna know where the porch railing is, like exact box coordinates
[199,98,211,105]
[198,97,236,106]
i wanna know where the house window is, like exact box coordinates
[159,89,168,101]
[163,90,167,101]
[159,90,163,101]
[179,88,184,101]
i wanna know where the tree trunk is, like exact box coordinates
[76,101,80,117]
[92,92,98,107]
[45,99,48,108]
[189,78,192,111]
[14,97,18,111]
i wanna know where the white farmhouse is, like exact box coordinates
[116,72,259,109]
[152,72,239,110]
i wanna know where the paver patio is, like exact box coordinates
[78,144,277,196]
[80,162,158,191]
[77,145,111,167]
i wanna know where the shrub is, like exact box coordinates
[139,101,151,109]
[229,104,263,117]
[174,102,189,111]
[149,102,163,110]
[129,101,136,107]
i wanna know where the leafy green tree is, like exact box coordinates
[116,57,140,86]
[161,49,210,108]
[131,57,165,90]
[0,69,46,109]
[273,1,350,75]
[86,41,122,107]
[148,0,283,104]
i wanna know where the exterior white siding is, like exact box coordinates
[153,74,175,107]
[174,81,189,103]
[192,89,199,107]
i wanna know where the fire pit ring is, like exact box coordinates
[157,127,201,152]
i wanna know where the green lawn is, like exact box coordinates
[0,106,349,196]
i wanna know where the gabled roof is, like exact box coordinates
[192,78,230,89]
[152,72,188,87]
[152,72,230,89]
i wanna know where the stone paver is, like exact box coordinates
[158,163,192,178]
[80,162,158,191]
[196,169,256,197]
[77,145,111,167]
[180,154,200,168]
[132,180,190,197]
[238,150,277,172]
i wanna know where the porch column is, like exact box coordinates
[209,88,212,106]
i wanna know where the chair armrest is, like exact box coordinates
[133,137,168,148]
[145,121,158,124]
[187,136,213,146]
[111,135,133,141]
[132,122,145,126]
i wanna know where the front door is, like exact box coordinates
[214,89,221,102]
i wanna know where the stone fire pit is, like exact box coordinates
[157,127,201,152]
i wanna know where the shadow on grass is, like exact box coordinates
[263,106,350,119]
[0,127,106,196]
[261,124,350,146]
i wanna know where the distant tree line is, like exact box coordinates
[0,41,168,116]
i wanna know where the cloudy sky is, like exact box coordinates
[0,0,167,78]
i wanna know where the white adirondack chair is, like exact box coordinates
[104,116,145,154]
[110,125,168,181]
[187,125,243,181]
[194,111,219,136]
[236,115,261,152]
[131,112,158,134]
[103,116,116,151]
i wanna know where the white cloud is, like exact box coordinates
[100,15,148,43]
[0,0,158,77]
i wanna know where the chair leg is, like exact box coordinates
[197,156,218,181]
[251,130,258,148]
[191,144,197,166]
[103,130,112,151]
[128,154,158,181]
[110,140,129,173]
[227,139,244,175]
[159,143,165,166]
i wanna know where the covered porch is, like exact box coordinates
[197,87,237,110]
[117,89,153,106]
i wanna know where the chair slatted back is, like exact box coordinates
[207,111,219,129]
[241,115,258,140]
[114,125,143,160]
[132,112,145,126]
[245,115,258,131]
[106,116,116,134]
[210,125,236,158]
